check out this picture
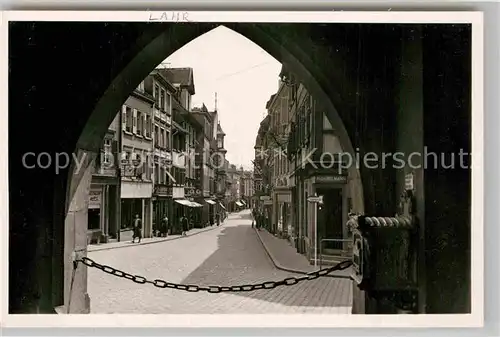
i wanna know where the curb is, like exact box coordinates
[254,228,352,279]
[254,228,310,275]
[88,222,225,253]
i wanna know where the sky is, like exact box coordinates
[160,26,282,170]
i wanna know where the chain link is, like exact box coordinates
[77,257,352,293]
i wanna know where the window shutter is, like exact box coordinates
[121,106,126,131]
[143,112,147,137]
[133,109,137,134]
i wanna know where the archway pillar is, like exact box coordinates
[60,148,97,314]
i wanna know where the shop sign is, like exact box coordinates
[154,185,172,196]
[315,175,347,183]
[260,195,271,201]
[89,190,101,208]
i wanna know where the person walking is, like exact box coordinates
[256,210,262,231]
[160,215,169,237]
[131,214,142,243]
[181,215,188,236]
[251,208,257,228]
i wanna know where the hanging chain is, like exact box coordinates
[76,257,352,293]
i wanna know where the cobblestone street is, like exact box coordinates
[87,211,352,314]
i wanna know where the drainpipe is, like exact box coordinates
[116,108,123,242]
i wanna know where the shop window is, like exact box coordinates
[87,209,100,230]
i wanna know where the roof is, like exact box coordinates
[265,94,276,109]
[159,67,195,95]
[217,122,225,136]
[149,69,177,93]
[254,115,270,148]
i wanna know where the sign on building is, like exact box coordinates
[307,195,323,204]
[315,175,347,183]
[89,190,102,209]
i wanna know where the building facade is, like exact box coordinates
[252,66,354,263]
[283,67,352,263]
[215,122,228,214]
[164,67,205,232]
[87,114,120,244]
[120,85,155,239]
[145,70,175,234]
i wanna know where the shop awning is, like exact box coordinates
[235,201,243,207]
[205,199,216,205]
[218,202,226,210]
[175,199,203,208]
[240,200,246,205]
[174,199,192,206]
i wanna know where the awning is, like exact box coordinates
[240,200,246,205]
[175,199,203,208]
[235,201,243,207]
[218,202,226,210]
[174,199,192,206]
[205,199,216,205]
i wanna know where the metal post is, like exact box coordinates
[116,108,123,242]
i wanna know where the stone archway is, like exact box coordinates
[65,23,365,314]
[10,21,472,315]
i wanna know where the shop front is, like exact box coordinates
[152,185,172,235]
[87,187,103,244]
[121,181,153,238]
[274,192,291,238]
[204,198,216,225]
[305,173,349,261]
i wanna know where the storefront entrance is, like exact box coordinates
[316,187,343,250]
[121,198,143,230]
[87,208,100,230]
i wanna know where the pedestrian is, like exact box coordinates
[131,214,142,243]
[181,215,188,236]
[160,216,168,237]
[251,208,257,228]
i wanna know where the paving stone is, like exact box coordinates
[87,211,352,314]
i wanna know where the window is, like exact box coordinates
[154,84,160,106]
[166,93,171,114]
[136,111,143,136]
[103,138,112,165]
[160,89,165,111]
[165,130,170,149]
[160,128,165,148]
[154,125,159,147]
[145,155,150,180]
[145,115,151,138]
[125,106,133,132]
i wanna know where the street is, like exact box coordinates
[87,210,353,314]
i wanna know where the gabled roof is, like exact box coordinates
[265,94,276,109]
[254,115,270,148]
[159,67,195,95]
[217,122,225,136]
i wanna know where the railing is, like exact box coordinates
[319,238,353,270]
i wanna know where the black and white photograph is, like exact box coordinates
[3,10,483,328]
